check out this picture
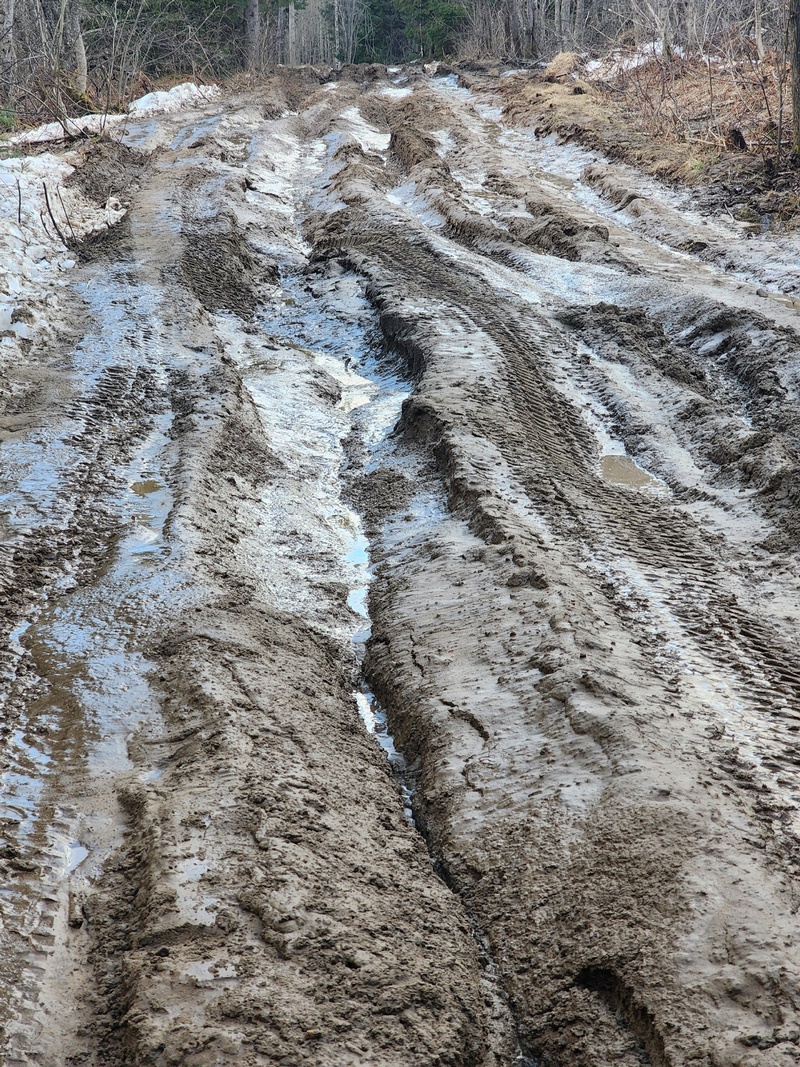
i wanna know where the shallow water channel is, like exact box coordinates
[243,263,418,818]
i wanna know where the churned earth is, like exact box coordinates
[1,62,800,1067]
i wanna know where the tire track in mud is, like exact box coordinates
[343,219,800,748]
[0,251,201,1062]
[307,71,800,1067]
[383,235,800,763]
[316,86,800,805]
[5,69,800,1067]
[0,87,506,1067]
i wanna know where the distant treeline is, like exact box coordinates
[0,0,797,118]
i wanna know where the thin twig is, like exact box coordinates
[42,182,68,245]
[56,186,77,240]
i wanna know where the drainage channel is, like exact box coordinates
[349,529,416,823]
[362,446,544,1067]
[234,260,418,818]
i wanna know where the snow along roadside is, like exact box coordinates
[0,82,220,368]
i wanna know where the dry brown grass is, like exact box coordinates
[596,46,789,158]
[496,73,712,183]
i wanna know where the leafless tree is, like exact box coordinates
[790,0,800,146]
[244,0,260,70]
[0,0,14,104]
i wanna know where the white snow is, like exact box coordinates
[10,81,220,144]
[127,81,220,116]
[380,85,412,100]
[387,179,446,229]
[11,113,118,144]
[336,106,390,153]
[585,41,686,80]
[0,151,122,356]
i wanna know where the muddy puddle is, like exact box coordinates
[599,453,663,491]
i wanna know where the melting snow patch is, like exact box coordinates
[387,180,445,228]
[336,106,390,153]
[127,82,220,115]
[11,82,220,145]
[380,85,412,99]
[0,150,125,361]
[12,113,119,144]
[585,42,686,80]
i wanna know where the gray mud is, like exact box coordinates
[2,67,800,1067]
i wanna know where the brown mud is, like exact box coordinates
[1,64,800,1067]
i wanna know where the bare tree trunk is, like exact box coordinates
[525,0,536,57]
[0,0,14,105]
[573,0,584,46]
[244,0,260,70]
[74,28,86,92]
[560,0,571,44]
[536,0,547,54]
[754,0,766,60]
[792,0,800,150]
[71,4,86,95]
[334,0,340,62]
[508,0,522,56]
[288,1,295,65]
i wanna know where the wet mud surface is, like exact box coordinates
[2,65,800,1066]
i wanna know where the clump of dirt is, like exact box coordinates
[337,62,390,87]
[58,138,149,261]
[508,204,611,262]
[69,213,134,263]
[390,124,445,171]
[65,137,149,207]
[181,220,268,317]
[251,64,332,116]
[358,93,390,130]
[349,467,415,534]
[179,165,279,316]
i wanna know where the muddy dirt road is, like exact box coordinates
[2,64,800,1066]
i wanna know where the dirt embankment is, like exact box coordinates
[450,56,800,230]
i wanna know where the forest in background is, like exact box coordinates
[1,0,800,151]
